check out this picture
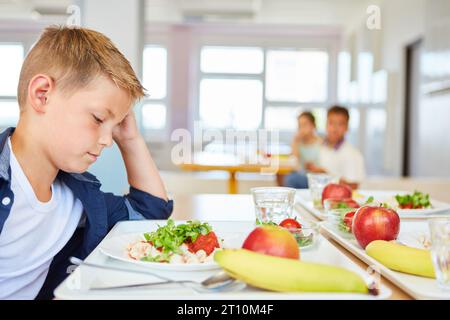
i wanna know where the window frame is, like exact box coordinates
[194,35,339,143]
[198,46,265,131]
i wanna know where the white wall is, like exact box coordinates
[413,0,450,177]
[380,0,425,176]
[342,0,426,176]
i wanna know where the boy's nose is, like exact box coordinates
[98,132,113,147]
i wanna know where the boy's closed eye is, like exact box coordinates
[92,114,104,124]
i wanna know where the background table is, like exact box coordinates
[178,152,298,193]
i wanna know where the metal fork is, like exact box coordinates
[69,257,238,292]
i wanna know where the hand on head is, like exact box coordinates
[112,111,140,144]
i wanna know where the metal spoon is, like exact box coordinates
[69,257,237,291]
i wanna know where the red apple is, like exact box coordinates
[321,183,353,205]
[352,205,400,249]
[242,225,300,259]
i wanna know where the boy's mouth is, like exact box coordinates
[87,152,99,161]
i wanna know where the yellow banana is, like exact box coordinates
[214,249,369,294]
[366,240,435,278]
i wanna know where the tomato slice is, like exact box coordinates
[186,231,220,255]
[279,218,302,229]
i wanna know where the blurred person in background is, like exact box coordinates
[306,105,365,190]
[283,111,322,188]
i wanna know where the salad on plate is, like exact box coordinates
[127,219,223,264]
[394,191,432,209]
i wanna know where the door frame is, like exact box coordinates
[403,38,423,177]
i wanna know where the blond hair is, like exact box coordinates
[17,25,145,108]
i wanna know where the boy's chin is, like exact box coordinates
[59,163,90,174]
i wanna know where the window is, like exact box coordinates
[264,106,299,131]
[199,78,262,130]
[141,103,166,130]
[337,51,351,103]
[141,45,168,131]
[358,52,373,103]
[265,50,328,102]
[372,70,388,104]
[199,46,264,130]
[0,43,24,128]
[0,101,20,127]
[198,46,330,132]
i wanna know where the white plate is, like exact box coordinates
[99,232,245,271]
[320,220,450,300]
[296,189,450,219]
[354,190,450,216]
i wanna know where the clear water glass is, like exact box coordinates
[251,187,296,225]
[428,218,450,291]
[306,173,336,210]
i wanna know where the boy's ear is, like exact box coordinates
[27,74,54,113]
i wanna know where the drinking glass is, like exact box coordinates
[251,187,296,225]
[306,173,336,210]
[428,218,450,291]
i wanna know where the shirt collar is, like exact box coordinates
[0,127,15,181]
[324,137,345,151]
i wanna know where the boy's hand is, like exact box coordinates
[113,111,141,146]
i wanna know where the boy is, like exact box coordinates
[0,26,173,299]
[306,105,365,189]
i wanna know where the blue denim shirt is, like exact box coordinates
[0,127,173,299]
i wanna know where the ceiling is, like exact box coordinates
[0,0,378,28]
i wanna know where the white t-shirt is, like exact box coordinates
[318,140,366,183]
[0,138,83,300]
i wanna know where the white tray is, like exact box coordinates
[296,189,450,220]
[54,220,391,300]
[320,220,450,300]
